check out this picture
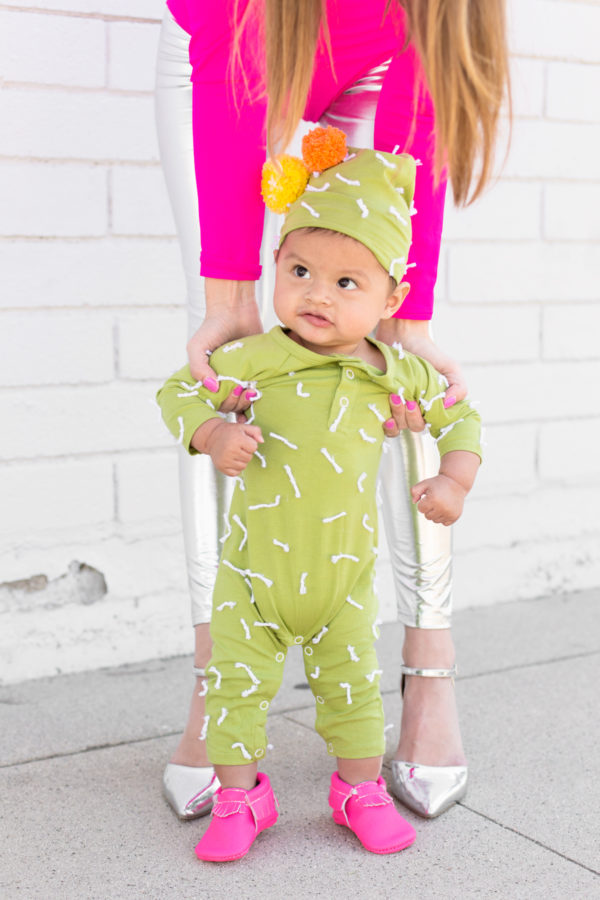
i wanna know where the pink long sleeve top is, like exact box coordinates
[166,0,446,320]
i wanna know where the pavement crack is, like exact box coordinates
[456,649,600,682]
[458,802,600,877]
[0,731,182,769]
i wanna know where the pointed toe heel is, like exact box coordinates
[163,763,220,820]
[390,663,468,818]
[389,760,467,818]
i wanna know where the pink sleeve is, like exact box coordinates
[187,2,267,280]
[374,45,447,321]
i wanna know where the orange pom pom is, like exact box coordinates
[261,155,309,214]
[301,126,347,173]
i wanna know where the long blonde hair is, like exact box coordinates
[234,0,511,206]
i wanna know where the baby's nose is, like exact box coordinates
[307,282,332,304]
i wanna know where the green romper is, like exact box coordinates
[158,327,482,764]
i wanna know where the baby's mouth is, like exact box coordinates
[301,311,332,326]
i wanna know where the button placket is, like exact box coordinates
[327,366,357,432]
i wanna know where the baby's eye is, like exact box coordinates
[338,277,358,290]
[293,265,310,279]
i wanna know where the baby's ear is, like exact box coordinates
[273,248,279,264]
[382,281,410,319]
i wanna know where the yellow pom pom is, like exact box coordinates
[302,126,347,173]
[261,155,309,214]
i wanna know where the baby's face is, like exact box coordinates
[273,229,403,358]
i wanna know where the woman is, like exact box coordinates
[155,0,510,820]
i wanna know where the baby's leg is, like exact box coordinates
[303,578,385,764]
[205,565,287,774]
[196,568,284,862]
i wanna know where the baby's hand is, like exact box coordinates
[410,474,466,526]
[193,420,264,477]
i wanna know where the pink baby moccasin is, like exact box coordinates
[329,771,416,854]
[195,772,279,862]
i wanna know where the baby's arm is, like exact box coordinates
[402,353,482,525]
[191,418,263,477]
[156,349,263,475]
[411,450,480,526]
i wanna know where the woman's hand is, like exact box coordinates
[377,317,467,407]
[188,278,263,414]
[383,392,427,437]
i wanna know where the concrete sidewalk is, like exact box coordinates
[1,590,599,899]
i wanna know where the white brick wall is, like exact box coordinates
[1,0,599,684]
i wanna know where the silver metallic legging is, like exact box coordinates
[155,11,452,630]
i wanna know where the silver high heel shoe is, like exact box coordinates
[162,667,220,820]
[389,664,468,819]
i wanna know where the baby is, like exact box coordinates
[157,137,481,862]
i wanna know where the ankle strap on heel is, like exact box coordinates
[400,664,457,696]
[193,666,207,678]
[400,664,457,679]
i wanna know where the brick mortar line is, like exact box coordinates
[0,232,175,240]
[2,299,598,312]
[3,233,178,240]
[2,81,155,95]
[0,161,597,186]
[2,231,600,242]
[2,234,600,244]
[0,5,160,24]
[0,159,162,167]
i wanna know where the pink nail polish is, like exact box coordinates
[443,396,456,409]
[406,400,417,411]
[232,385,244,397]
[390,394,403,406]
[384,419,395,429]
[245,390,257,400]
[203,377,218,393]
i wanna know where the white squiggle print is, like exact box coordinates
[232,742,252,760]
[340,682,353,704]
[233,514,247,550]
[312,626,329,644]
[208,665,222,689]
[284,464,301,498]
[346,595,364,610]
[249,495,280,511]
[322,512,347,523]
[222,559,273,588]
[270,432,298,450]
[320,448,343,473]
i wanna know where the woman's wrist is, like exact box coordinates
[204,278,257,314]
[376,317,431,352]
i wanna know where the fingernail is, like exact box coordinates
[232,385,244,397]
[245,390,257,400]
[384,419,395,429]
[203,377,218,393]
[390,394,403,406]
[406,400,417,411]
[443,396,456,409]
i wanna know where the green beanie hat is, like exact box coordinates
[280,147,416,284]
